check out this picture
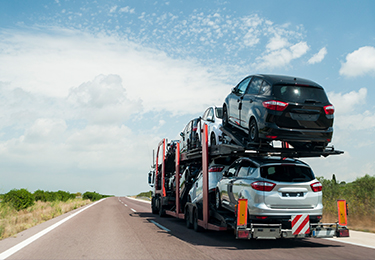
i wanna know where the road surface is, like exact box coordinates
[0,197,374,259]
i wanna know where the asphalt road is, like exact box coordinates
[0,197,374,259]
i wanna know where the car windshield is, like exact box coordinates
[215,108,223,119]
[260,165,315,182]
[272,85,329,104]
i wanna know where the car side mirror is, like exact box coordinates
[180,132,185,141]
[231,87,236,94]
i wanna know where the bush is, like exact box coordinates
[3,189,35,211]
[83,191,102,201]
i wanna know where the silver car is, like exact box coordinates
[188,162,230,205]
[215,157,323,226]
[201,106,223,146]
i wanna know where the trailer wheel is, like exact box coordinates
[185,208,193,229]
[193,209,201,232]
[158,198,165,217]
[151,197,157,214]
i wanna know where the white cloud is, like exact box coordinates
[0,27,229,116]
[328,88,367,114]
[266,34,289,51]
[256,41,309,69]
[67,74,142,125]
[308,47,327,64]
[339,46,375,77]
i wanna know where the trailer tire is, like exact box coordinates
[151,197,158,214]
[158,198,165,217]
[185,208,193,229]
[193,208,202,232]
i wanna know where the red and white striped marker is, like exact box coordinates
[291,214,310,235]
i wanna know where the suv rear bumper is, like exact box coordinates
[259,123,333,143]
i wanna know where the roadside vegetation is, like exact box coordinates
[139,174,375,232]
[0,189,112,240]
[318,174,375,232]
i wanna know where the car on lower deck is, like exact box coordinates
[188,159,233,205]
[215,157,323,228]
[222,74,334,150]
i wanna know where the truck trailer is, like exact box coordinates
[148,124,349,240]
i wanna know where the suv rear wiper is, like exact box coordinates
[304,99,321,104]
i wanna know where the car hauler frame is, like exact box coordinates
[149,124,349,239]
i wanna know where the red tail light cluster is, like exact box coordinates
[251,181,276,192]
[311,182,322,192]
[209,166,224,172]
[262,100,289,111]
[324,105,335,115]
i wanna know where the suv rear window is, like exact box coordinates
[260,165,315,182]
[272,85,329,104]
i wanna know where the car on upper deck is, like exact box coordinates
[201,106,223,146]
[222,74,334,150]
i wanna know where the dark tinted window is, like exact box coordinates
[273,85,329,103]
[246,77,262,94]
[235,77,252,95]
[215,107,223,119]
[237,160,257,177]
[259,81,271,96]
[260,165,315,182]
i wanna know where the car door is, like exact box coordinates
[228,77,252,126]
[220,160,240,212]
[240,77,262,129]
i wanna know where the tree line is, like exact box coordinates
[0,189,112,211]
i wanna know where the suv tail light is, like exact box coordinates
[251,181,276,192]
[311,182,322,192]
[209,166,224,172]
[324,105,335,115]
[263,100,289,111]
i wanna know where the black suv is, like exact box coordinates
[222,74,334,150]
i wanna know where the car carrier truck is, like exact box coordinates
[148,123,349,239]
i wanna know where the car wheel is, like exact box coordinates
[210,133,216,146]
[215,190,221,210]
[223,106,229,127]
[185,208,193,229]
[249,118,259,143]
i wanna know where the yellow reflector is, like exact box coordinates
[337,200,347,226]
[237,199,248,227]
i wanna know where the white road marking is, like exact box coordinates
[149,220,171,232]
[131,208,136,212]
[125,204,127,206]
[0,199,105,260]
[324,238,375,250]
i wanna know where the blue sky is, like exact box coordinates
[1,0,375,196]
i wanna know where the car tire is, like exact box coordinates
[223,106,229,127]
[210,133,216,146]
[215,190,221,210]
[249,118,259,143]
